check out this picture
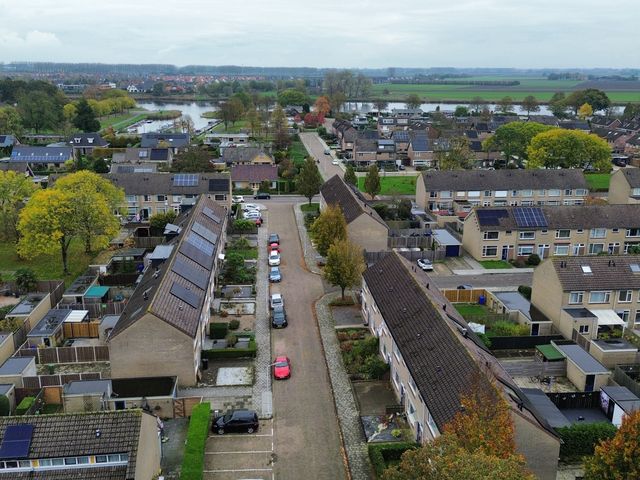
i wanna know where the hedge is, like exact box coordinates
[368,442,418,476]
[556,422,618,461]
[16,397,35,416]
[210,322,228,339]
[202,339,257,359]
[180,402,211,480]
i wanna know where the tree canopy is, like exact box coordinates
[323,239,365,299]
[364,165,381,199]
[565,88,610,114]
[277,88,309,107]
[527,129,611,171]
[483,122,555,163]
[311,204,347,256]
[0,106,24,138]
[521,96,540,116]
[578,103,593,120]
[0,170,38,241]
[436,137,474,170]
[405,94,422,109]
[73,98,101,132]
[296,157,323,204]
[344,165,357,187]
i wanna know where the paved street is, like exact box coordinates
[268,202,346,480]
[431,272,533,289]
[299,131,343,180]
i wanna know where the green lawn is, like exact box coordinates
[211,120,248,133]
[300,203,319,213]
[357,175,418,195]
[479,260,513,269]
[99,112,147,131]
[289,138,309,167]
[226,247,258,260]
[0,238,95,284]
[454,303,488,318]
[585,173,611,191]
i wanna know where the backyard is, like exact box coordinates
[357,175,417,196]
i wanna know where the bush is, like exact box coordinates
[228,319,240,330]
[352,336,379,358]
[360,356,389,380]
[526,253,541,266]
[304,212,319,230]
[0,395,9,416]
[337,331,350,341]
[210,322,228,339]
[16,397,35,416]
[202,339,257,359]
[488,321,530,337]
[557,422,617,462]
[512,258,527,268]
[225,333,238,347]
[180,402,211,480]
[368,442,418,476]
[518,285,532,300]
[329,297,355,306]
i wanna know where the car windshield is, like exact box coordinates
[274,360,288,367]
[222,414,232,422]
[270,252,279,258]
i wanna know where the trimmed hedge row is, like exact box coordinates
[16,397,35,416]
[210,322,228,339]
[368,442,418,476]
[556,422,617,461]
[180,402,211,480]
[202,339,257,359]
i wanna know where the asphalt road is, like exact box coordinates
[267,203,346,480]
[431,272,533,289]
[299,132,344,180]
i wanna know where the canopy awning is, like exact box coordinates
[591,309,626,327]
[85,286,110,299]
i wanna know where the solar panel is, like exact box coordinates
[185,232,214,256]
[513,207,548,228]
[173,174,199,187]
[202,207,221,224]
[170,282,202,308]
[172,258,209,290]
[0,424,34,460]
[117,166,134,173]
[476,209,509,226]
[192,222,216,243]
[179,242,214,269]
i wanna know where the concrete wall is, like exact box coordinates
[565,360,609,391]
[531,260,564,326]
[589,345,637,369]
[512,411,560,480]
[415,175,428,210]
[109,314,197,387]
[461,212,484,259]
[135,412,162,480]
[608,170,633,204]
[349,214,389,252]
[0,334,15,367]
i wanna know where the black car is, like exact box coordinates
[212,409,259,435]
[254,192,271,200]
[268,233,280,245]
[271,305,288,328]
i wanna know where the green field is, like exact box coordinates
[357,175,417,195]
[211,120,249,134]
[585,173,611,191]
[369,77,640,103]
[479,260,513,269]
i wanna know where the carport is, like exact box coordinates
[432,229,461,257]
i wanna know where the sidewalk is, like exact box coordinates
[452,268,534,275]
[292,203,322,275]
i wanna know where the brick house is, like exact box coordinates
[231,164,278,191]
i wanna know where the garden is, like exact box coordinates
[338,330,389,380]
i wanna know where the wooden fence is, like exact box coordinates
[442,288,487,304]
[22,372,103,389]
[134,236,165,249]
[173,397,204,418]
[613,365,640,399]
[14,344,109,364]
[63,321,100,339]
[57,302,126,319]
[499,358,567,377]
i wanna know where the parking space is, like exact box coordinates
[204,419,275,480]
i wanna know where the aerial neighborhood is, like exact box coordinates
[0,58,640,480]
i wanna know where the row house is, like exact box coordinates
[462,204,640,261]
[109,196,227,387]
[608,168,640,204]
[68,132,108,158]
[10,146,73,170]
[105,172,230,220]
[352,137,396,168]
[111,147,173,166]
[416,169,589,217]
[221,146,273,166]
[361,252,560,480]
[230,164,278,192]
[140,132,190,154]
[591,127,632,154]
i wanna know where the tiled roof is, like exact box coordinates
[421,168,588,192]
[110,196,226,339]
[10,465,128,479]
[618,167,640,188]
[221,147,272,164]
[140,133,190,148]
[68,133,108,148]
[10,147,73,164]
[551,255,640,291]
[0,410,145,479]
[103,173,230,196]
[409,131,429,152]
[231,164,278,183]
[320,175,387,228]
[0,162,28,173]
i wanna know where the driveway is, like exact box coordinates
[299,132,344,180]
[267,202,346,480]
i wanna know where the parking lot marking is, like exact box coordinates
[205,450,273,454]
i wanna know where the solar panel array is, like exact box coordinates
[513,207,548,228]
[172,258,209,289]
[192,222,217,244]
[179,242,214,269]
[170,282,202,308]
[186,232,214,256]
[476,209,509,226]
[0,424,34,460]
[202,207,222,224]
[173,174,199,187]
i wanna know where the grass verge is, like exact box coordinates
[300,203,320,213]
[479,260,513,269]
[180,402,211,480]
[357,175,417,195]
[454,303,488,318]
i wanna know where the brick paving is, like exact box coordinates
[293,203,322,275]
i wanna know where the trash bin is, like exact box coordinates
[478,295,486,305]
[201,358,209,370]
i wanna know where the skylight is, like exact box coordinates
[630,264,640,273]
[581,265,592,274]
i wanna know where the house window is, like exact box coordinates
[569,292,584,304]
[173,195,181,202]
[627,229,640,238]
[408,378,418,396]
[590,228,607,238]
[572,243,585,255]
[511,190,518,197]
[618,310,630,322]
[589,291,611,304]
[632,188,640,196]
[393,343,401,363]
[214,194,226,201]
[125,195,136,203]
[495,190,508,198]
[577,229,584,234]
[519,231,535,240]
[576,189,588,196]
[548,189,561,196]
[468,191,480,197]
[521,200,534,206]
[564,189,573,196]
[517,245,534,256]
[520,189,533,197]
[579,324,589,334]
[427,412,438,435]
[429,191,437,198]
[482,246,498,257]
[484,190,492,197]
[456,191,465,197]
[537,189,546,196]
[619,290,632,303]
[547,200,560,206]
[556,230,571,239]
[588,243,605,255]
[157,195,167,202]
[483,231,499,240]
[440,191,452,199]
[608,243,620,254]
[143,195,151,202]
[563,200,574,206]
[483,201,491,207]
[554,244,570,256]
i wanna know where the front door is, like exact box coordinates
[531,324,540,336]
[585,375,596,392]
[501,246,509,260]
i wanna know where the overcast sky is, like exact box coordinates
[0,0,637,69]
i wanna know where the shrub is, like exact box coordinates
[352,336,379,358]
[360,356,389,380]
[526,253,541,266]
[512,258,527,268]
[518,285,532,300]
[225,333,238,347]
[228,319,240,330]
[210,322,228,339]
[330,297,355,306]
[16,397,35,416]
[180,402,211,480]
[304,212,319,229]
[478,333,492,348]
[202,339,257,359]
[339,341,353,352]
[557,422,617,462]
[0,395,9,416]
[336,331,350,341]
[488,321,530,337]
[368,442,418,476]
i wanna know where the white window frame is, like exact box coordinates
[569,291,584,304]
[589,291,611,304]
[619,290,633,303]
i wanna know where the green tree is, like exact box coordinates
[296,157,323,205]
[344,165,357,187]
[373,99,388,114]
[469,96,484,114]
[454,106,469,116]
[0,395,9,416]
[436,137,474,170]
[73,98,101,132]
[311,204,347,256]
[323,239,365,299]
[548,92,567,117]
[483,122,555,163]
[396,198,412,220]
[149,210,177,231]
[364,165,381,200]
[584,410,640,479]
[220,97,245,129]
[14,268,37,294]
[565,88,611,114]
[271,104,290,150]
[152,82,165,96]
[527,129,611,172]
[18,90,62,133]
[0,106,24,138]
[521,96,540,117]
[277,88,309,106]
[405,94,422,109]
[245,108,262,137]
[0,170,38,241]
[91,157,109,173]
[172,147,215,172]
[497,96,514,114]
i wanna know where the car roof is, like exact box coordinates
[271,293,282,299]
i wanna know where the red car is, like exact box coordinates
[269,243,281,252]
[273,356,291,380]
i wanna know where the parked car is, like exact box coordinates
[254,192,271,200]
[268,233,280,245]
[271,305,287,328]
[273,356,291,379]
[457,284,473,290]
[244,210,262,220]
[268,251,281,266]
[254,218,263,227]
[269,243,281,253]
[232,195,245,204]
[417,258,433,271]
[270,293,284,309]
[331,159,339,165]
[242,203,261,211]
[269,266,282,282]
[324,148,331,155]
[212,409,259,435]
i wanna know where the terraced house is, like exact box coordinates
[462,205,640,261]
[608,168,640,204]
[416,169,589,217]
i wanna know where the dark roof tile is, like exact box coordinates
[422,169,588,191]
[551,255,640,291]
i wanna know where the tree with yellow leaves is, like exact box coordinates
[0,170,38,241]
[314,96,331,117]
[578,103,593,120]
